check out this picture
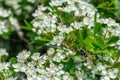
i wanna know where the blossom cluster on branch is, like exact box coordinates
[0,0,120,80]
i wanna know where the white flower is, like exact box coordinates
[0,7,11,17]
[47,48,55,55]
[43,62,65,79]
[53,53,65,62]
[31,53,40,61]
[0,62,10,71]
[101,70,107,75]
[5,77,17,80]
[58,25,73,34]
[71,21,83,30]
[101,68,118,80]
[48,33,64,46]
[75,71,86,80]
[17,50,31,63]
[62,72,74,80]
[27,0,36,3]
[26,63,37,79]
[101,76,110,80]
[83,16,94,28]
[0,21,9,34]
[84,62,92,69]
[96,62,106,71]
[9,17,20,28]
[12,63,27,72]
[108,68,118,79]
[5,0,21,10]
[0,48,8,58]
[32,5,47,17]
[32,6,57,35]
[37,55,47,65]
[49,0,66,6]
[53,49,66,62]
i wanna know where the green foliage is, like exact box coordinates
[62,58,75,74]
[9,57,17,64]
[107,36,119,45]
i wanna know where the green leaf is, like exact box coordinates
[94,12,102,36]
[70,65,75,74]
[75,37,84,48]
[31,46,41,53]
[70,31,77,40]
[30,35,51,45]
[23,20,33,30]
[107,36,119,44]
[94,11,97,24]
[9,57,17,64]
[54,10,74,25]
[83,37,95,52]
[39,37,51,42]
[84,42,94,52]
[74,55,81,61]
[95,37,106,49]
[82,28,88,40]
[63,58,75,74]
[1,55,8,62]
[21,26,32,30]
[97,1,109,8]
[94,23,102,36]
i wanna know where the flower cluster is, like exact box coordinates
[0,0,120,80]
[0,7,21,35]
[0,7,11,34]
[0,47,119,80]
[0,48,8,61]
[31,0,120,79]
[32,0,120,48]
[0,7,11,18]
[32,5,57,34]
[32,0,97,35]
[11,48,74,80]
[0,48,11,80]
[0,0,39,15]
